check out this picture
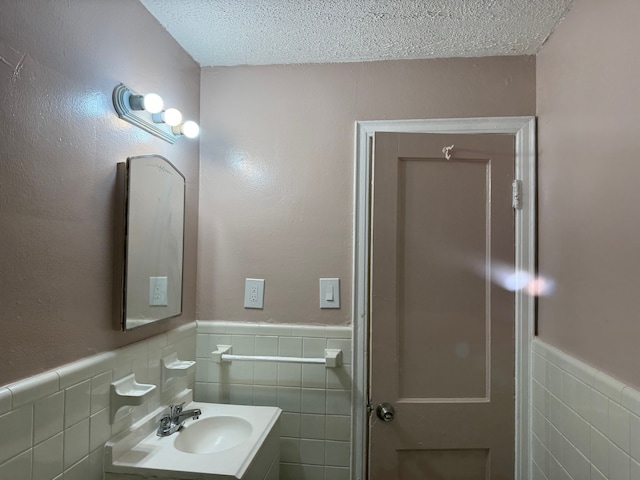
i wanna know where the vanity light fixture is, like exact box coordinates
[112,83,199,144]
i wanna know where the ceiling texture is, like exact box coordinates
[139,0,573,67]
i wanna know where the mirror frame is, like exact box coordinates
[114,154,186,331]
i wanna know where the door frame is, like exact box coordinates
[351,117,536,480]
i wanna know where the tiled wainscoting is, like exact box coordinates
[195,321,352,480]
[0,323,196,480]
[532,339,640,480]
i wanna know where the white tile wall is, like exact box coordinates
[0,322,196,480]
[532,339,640,480]
[196,320,352,480]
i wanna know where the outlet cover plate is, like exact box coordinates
[244,278,265,309]
[149,276,168,306]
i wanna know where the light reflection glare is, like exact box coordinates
[472,260,555,296]
[496,268,555,296]
[229,150,271,189]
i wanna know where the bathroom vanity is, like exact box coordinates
[105,400,281,480]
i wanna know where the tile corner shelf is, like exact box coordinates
[110,373,156,423]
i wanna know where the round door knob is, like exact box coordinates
[376,402,395,422]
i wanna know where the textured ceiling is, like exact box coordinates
[139,0,572,67]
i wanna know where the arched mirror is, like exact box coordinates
[115,155,185,330]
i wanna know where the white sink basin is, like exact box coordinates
[105,400,281,480]
[174,416,253,454]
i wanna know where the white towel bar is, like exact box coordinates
[211,345,342,368]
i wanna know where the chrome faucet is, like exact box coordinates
[156,402,201,437]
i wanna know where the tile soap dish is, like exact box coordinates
[110,373,156,423]
[161,353,196,387]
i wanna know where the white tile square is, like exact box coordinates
[65,380,91,428]
[0,448,31,480]
[279,337,302,357]
[561,405,590,457]
[278,364,302,387]
[325,440,350,467]
[546,362,562,397]
[280,463,304,480]
[591,464,607,480]
[89,408,112,452]
[253,362,278,386]
[228,385,253,405]
[326,390,350,415]
[609,441,631,480]
[561,372,590,419]
[0,405,33,464]
[609,400,630,452]
[531,435,548,477]
[280,437,301,463]
[302,388,327,414]
[560,435,590,480]
[253,386,277,407]
[630,413,640,462]
[63,456,89,480]
[324,466,350,480]
[532,353,546,385]
[255,336,279,355]
[589,388,610,434]
[280,412,301,438]
[300,464,325,480]
[277,387,302,413]
[226,323,258,335]
[302,365,326,389]
[326,366,352,390]
[547,392,563,429]
[89,447,104,480]
[228,361,254,385]
[34,391,64,445]
[196,334,209,357]
[8,371,59,408]
[300,414,325,440]
[631,458,640,480]
[300,438,325,465]
[590,426,610,477]
[303,338,327,357]
[231,335,255,355]
[90,371,112,415]
[326,415,350,441]
[33,432,63,480]
[64,418,89,469]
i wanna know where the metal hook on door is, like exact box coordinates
[442,144,455,160]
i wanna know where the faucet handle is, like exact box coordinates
[169,402,185,416]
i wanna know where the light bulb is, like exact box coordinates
[142,93,163,113]
[162,108,182,126]
[128,92,163,112]
[182,121,200,138]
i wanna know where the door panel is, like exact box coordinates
[369,132,515,480]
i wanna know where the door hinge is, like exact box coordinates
[512,180,523,210]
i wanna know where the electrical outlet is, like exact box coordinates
[244,278,264,309]
[149,276,168,306]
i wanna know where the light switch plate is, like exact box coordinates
[320,278,340,309]
[244,278,265,309]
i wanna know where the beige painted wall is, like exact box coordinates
[537,0,640,388]
[198,57,536,325]
[0,1,200,386]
